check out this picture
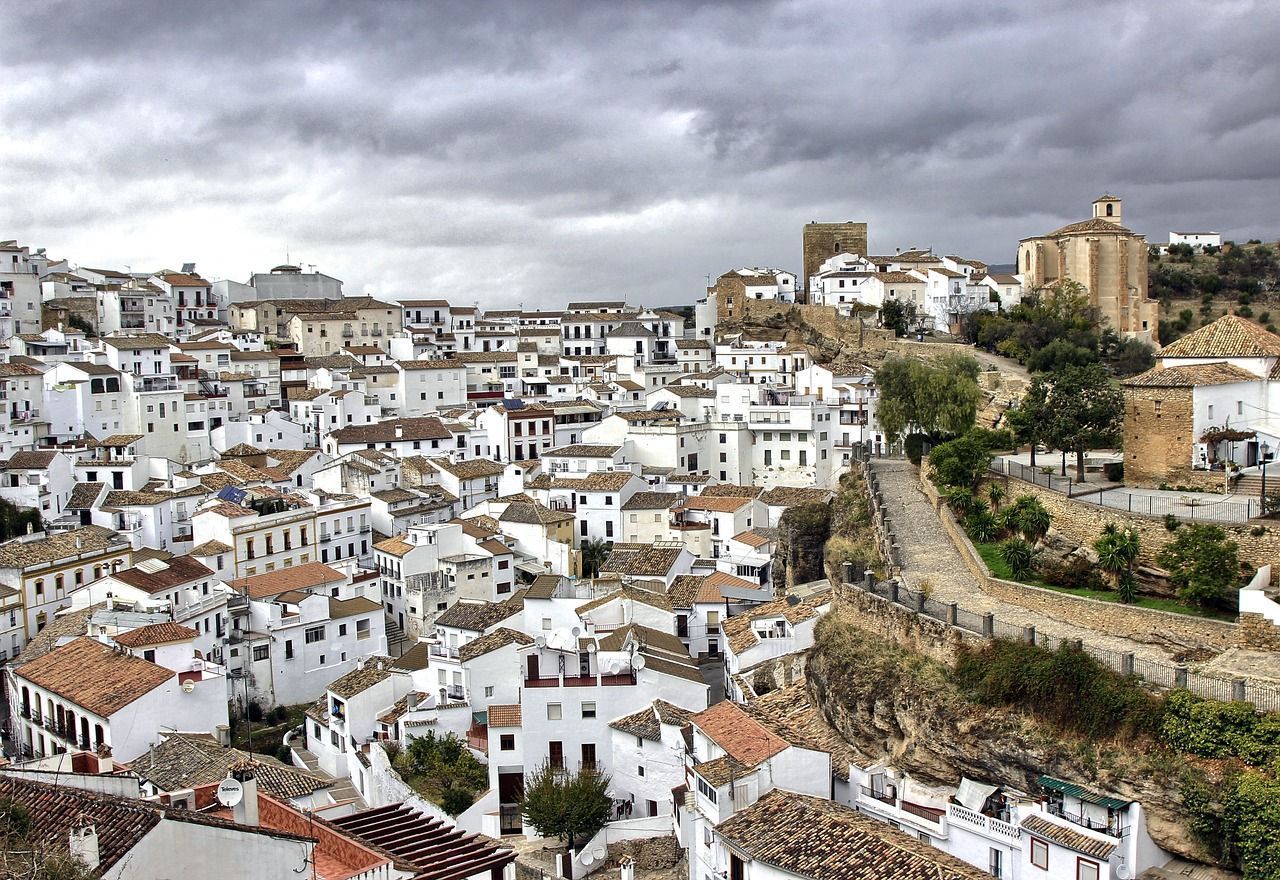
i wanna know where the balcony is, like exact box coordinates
[524,676,561,688]
[947,803,1020,841]
[1046,803,1128,837]
[430,644,460,660]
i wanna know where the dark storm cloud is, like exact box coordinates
[4,0,1280,303]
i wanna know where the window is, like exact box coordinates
[582,701,596,718]
[547,703,562,720]
[485,686,494,698]
[285,640,294,660]
[338,623,347,636]
[305,626,326,644]
[1030,838,1048,870]
[989,848,1003,879]
[696,776,717,803]
[252,644,269,662]
[1076,860,1098,880]
[143,649,156,662]
[542,617,552,631]
[500,734,515,751]
[638,765,645,777]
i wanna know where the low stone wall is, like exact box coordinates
[921,468,1243,651]
[606,835,680,871]
[1001,476,1280,571]
[835,581,980,666]
[982,577,1238,651]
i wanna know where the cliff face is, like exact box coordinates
[805,612,1210,862]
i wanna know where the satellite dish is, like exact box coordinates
[587,642,597,653]
[181,680,195,694]
[571,626,581,638]
[216,777,244,807]
[632,655,646,670]
[581,853,594,866]
[593,848,605,861]
[1114,865,1131,880]
[534,635,546,648]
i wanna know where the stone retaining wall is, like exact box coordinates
[834,581,980,666]
[999,475,1280,571]
[920,467,1243,651]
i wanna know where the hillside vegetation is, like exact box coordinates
[1151,240,1280,342]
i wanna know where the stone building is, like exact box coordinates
[1017,196,1159,342]
[1120,314,1280,487]
[802,221,869,299]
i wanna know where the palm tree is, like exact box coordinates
[945,488,978,517]
[1006,496,1051,543]
[579,538,612,579]
[999,538,1035,580]
[1094,524,1141,602]
[986,482,1007,512]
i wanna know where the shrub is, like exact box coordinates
[929,434,994,491]
[1157,523,1242,607]
[944,487,979,516]
[1040,556,1107,592]
[1104,461,1124,482]
[986,482,1007,511]
[999,538,1035,579]
[246,702,264,723]
[1224,773,1280,880]
[1002,495,1051,542]
[955,640,1163,738]
[1165,513,1181,532]
[441,787,476,815]
[904,432,928,465]
[964,509,1000,543]
[1162,689,1280,766]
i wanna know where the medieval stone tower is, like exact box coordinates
[802,221,869,299]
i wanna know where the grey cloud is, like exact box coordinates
[3,0,1280,306]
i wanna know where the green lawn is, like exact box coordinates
[972,542,1234,621]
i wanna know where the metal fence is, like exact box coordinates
[990,457,1261,523]
[844,572,1280,714]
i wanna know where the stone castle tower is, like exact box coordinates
[802,221,869,299]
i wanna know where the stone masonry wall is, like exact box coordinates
[921,466,1245,651]
[833,582,979,667]
[1001,477,1280,571]
[1122,385,1197,487]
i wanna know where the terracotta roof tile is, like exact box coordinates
[1121,361,1259,387]
[1021,814,1117,860]
[114,622,200,648]
[487,704,522,727]
[227,562,345,599]
[16,637,173,716]
[1159,314,1280,359]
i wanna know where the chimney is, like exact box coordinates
[95,743,113,775]
[75,536,83,550]
[215,724,231,747]
[230,759,260,826]
[395,425,404,439]
[69,825,100,872]
[406,692,418,712]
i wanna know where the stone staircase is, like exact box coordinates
[385,614,408,658]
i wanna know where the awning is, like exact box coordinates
[956,778,999,812]
[472,710,488,726]
[515,560,547,575]
[1037,775,1131,810]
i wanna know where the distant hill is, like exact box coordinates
[1150,240,1279,341]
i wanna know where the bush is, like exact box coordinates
[1165,513,1181,532]
[964,509,1000,543]
[441,787,476,815]
[1224,772,1280,879]
[999,538,1035,579]
[955,640,1163,738]
[1040,556,1107,592]
[904,432,928,465]
[929,434,993,491]
[1162,690,1280,764]
[1104,461,1124,482]
[1157,523,1242,607]
[1002,495,1051,542]
[246,702,264,723]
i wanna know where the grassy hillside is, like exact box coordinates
[1151,240,1280,342]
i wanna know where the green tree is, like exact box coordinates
[1044,364,1124,481]
[1094,523,1141,603]
[1156,523,1242,607]
[929,434,994,491]
[402,731,488,814]
[986,482,1007,511]
[879,299,917,337]
[874,355,980,441]
[579,538,612,579]
[1005,378,1050,468]
[519,763,613,851]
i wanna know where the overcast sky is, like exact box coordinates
[4,0,1279,308]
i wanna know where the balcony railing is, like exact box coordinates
[524,676,560,688]
[1047,803,1128,837]
[859,785,896,806]
[947,803,1020,841]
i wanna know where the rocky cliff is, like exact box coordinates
[805,610,1216,862]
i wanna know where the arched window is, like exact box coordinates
[106,378,120,393]
[1024,250,1031,271]
[1105,203,1113,217]
[91,379,104,394]
[94,724,104,747]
